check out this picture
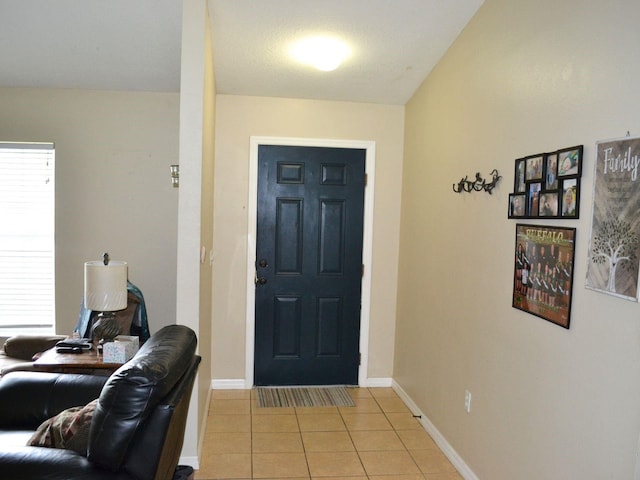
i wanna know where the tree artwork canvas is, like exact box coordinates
[586,136,640,301]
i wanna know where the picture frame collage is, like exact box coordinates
[508,145,583,219]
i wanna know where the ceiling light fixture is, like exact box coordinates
[289,36,351,72]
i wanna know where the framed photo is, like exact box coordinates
[515,159,526,193]
[545,153,558,190]
[539,192,559,217]
[509,193,527,217]
[557,145,583,177]
[513,224,576,329]
[525,155,544,181]
[561,178,579,218]
[527,182,541,217]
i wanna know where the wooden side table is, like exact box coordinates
[33,347,123,375]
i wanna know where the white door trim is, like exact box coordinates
[245,136,376,387]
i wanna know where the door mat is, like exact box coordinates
[256,386,355,408]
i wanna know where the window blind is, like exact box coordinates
[0,143,55,333]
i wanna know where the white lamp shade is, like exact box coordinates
[84,260,128,311]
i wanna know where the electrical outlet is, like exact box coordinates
[464,390,472,413]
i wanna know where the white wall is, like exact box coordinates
[212,94,404,383]
[395,0,640,478]
[177,0,216,465]
[0,88,179,335]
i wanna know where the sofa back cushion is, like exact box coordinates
[87,325,197,470]
[122,355,201,480]
[0,372,106,429]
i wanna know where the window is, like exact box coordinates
[0,143,55,335]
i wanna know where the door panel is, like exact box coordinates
[319,200,345,273]
[276,199,303,273]
[317,297,342,356]
[273,296,301,357]
[254,145,365,386]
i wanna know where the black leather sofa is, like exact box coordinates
[0,324,201,480]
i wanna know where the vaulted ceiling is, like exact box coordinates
[0,0,483,105]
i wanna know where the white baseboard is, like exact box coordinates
[362,377,393,387]
[177,455,199,470]
[211,379,249,389]
[392,380,479,480]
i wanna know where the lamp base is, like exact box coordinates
[91,312,121,347]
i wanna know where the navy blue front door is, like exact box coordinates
[254,145,366,386]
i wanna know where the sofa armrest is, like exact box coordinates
[0,372,107,429]
[0,446,131,480]
[3,335,66,360]
[0,361,38,376]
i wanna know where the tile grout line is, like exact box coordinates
[360,388,425,478]
[343,386,372,479]
[294,404,312,480]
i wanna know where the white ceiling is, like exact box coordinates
[209,0,483,105]
[0,0,182,92]
[0,0,484,105]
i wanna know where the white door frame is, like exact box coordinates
[245,136,375,387]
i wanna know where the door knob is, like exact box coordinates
[258,259,268,268]
[255,276,267,285]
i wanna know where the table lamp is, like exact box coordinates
[84,253,128,346]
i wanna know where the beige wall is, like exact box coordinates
[212,94,404,382]
[0,88,179,336]
[396,0,640,478]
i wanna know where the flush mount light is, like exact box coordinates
[289,36,351,72]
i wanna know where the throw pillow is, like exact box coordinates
[27,399,98,455]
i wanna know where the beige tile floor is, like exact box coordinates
[196,387,462,480]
